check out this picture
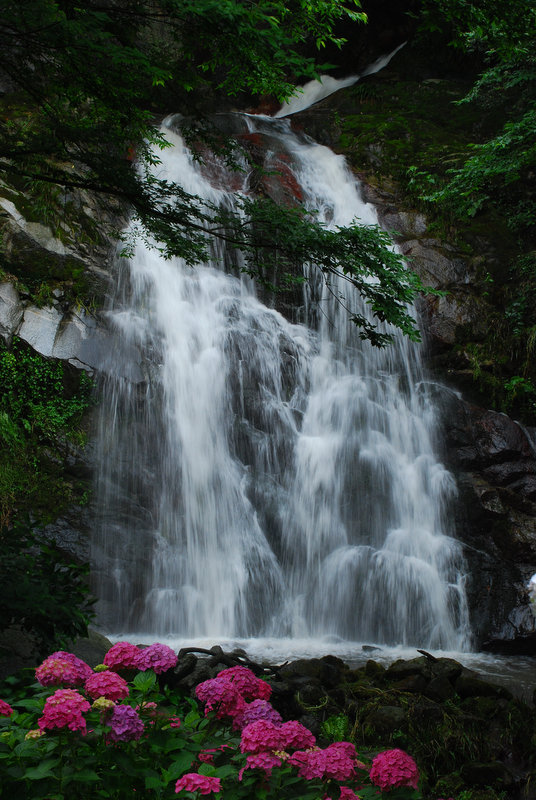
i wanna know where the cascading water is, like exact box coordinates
[92,111,471,651]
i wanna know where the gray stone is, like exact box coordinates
[365,705,406,734]
[18,305,63,356]
[0,281,23,342]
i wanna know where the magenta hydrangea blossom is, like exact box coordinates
[240,719,283,754]
[323,743,357,781]
[38,688,90,733]
[35,651,92,687]
[217,665,272,700]
[103,641,143,671]
[0,699,13,716]
[239,752,282,780]
[106,704,145,742]
[85,671,129,701]
[175,773,221,795]
[287,748,326,780]
[339,787,361,800]
[279,720,316,750]
[137,642,177,674]
[288,742,358,782]
[195,677,246,720]
[233,699,282,730]
[369,748,419,791]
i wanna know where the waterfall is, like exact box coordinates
[91,112,471,651]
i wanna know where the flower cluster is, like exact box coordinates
[369,748,419,791]
[35,651,92,688]
[85,671,130,701]
[175,773,221,795]
[289,742,360,782]
[103,641,143,671]
[217,666,271,700]
[0,699,13,716]
[195,676,246,720]
[24,729,44,740]
[241,719,283,754]
[137,642,177,674]
[234,698,282,730]
[106,704,145,743]
[38,688,91,733]
[280,720,316,750]
[239,751,282,780]
[92,697,116,714]
[339,787,361,800]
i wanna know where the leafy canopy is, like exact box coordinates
[0,0,432,344]
[417,0,536,231]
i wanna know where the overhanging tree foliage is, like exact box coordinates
[0,0,433,344]
[417,0,536,233]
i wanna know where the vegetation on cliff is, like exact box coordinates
[331,0,536,422]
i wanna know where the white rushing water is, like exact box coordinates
[92,111,471,651]
[275,43,406,117]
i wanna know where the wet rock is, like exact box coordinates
[460,761,514,788]
[455,675,513,700]
[173,653,199,682]
[278,657,346,689]
[365,704,406,734]
[0,281,23,343]
[364,659,386,678]
[425,675,456,702]
[385,656,433,682]
[70,628,113,667]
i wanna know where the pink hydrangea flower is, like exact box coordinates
[175,773,221,795]
[289,742,359,782]
[240,719,283,754]
[103,641,143,671]
[0,699,13,716]
[106,704,144,742]
[217,666,271,700]
[38,688,90,733]
[169,715,181,728]
[233,699,282,730]
[323,743,357,781]
[137,643,177,674]
[239,751,282,780]
[35,651,92,687]
[195,677,246,720]
[85,671,129,701]
[279,720,316,750]
[369,749,419,791]
[339,788,361,800]
[287,748,326,780]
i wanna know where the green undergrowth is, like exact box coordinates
[0,337,94,526]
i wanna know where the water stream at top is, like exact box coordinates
[92,101,471,651]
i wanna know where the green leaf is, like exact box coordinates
[198,763,216,776]
[23,757,60,779]
[133,669,157,692]
[70,768,101,783]
[166,752,197,779]
[145,775,165,789]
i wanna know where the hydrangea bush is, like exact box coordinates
[0,645,423,800]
